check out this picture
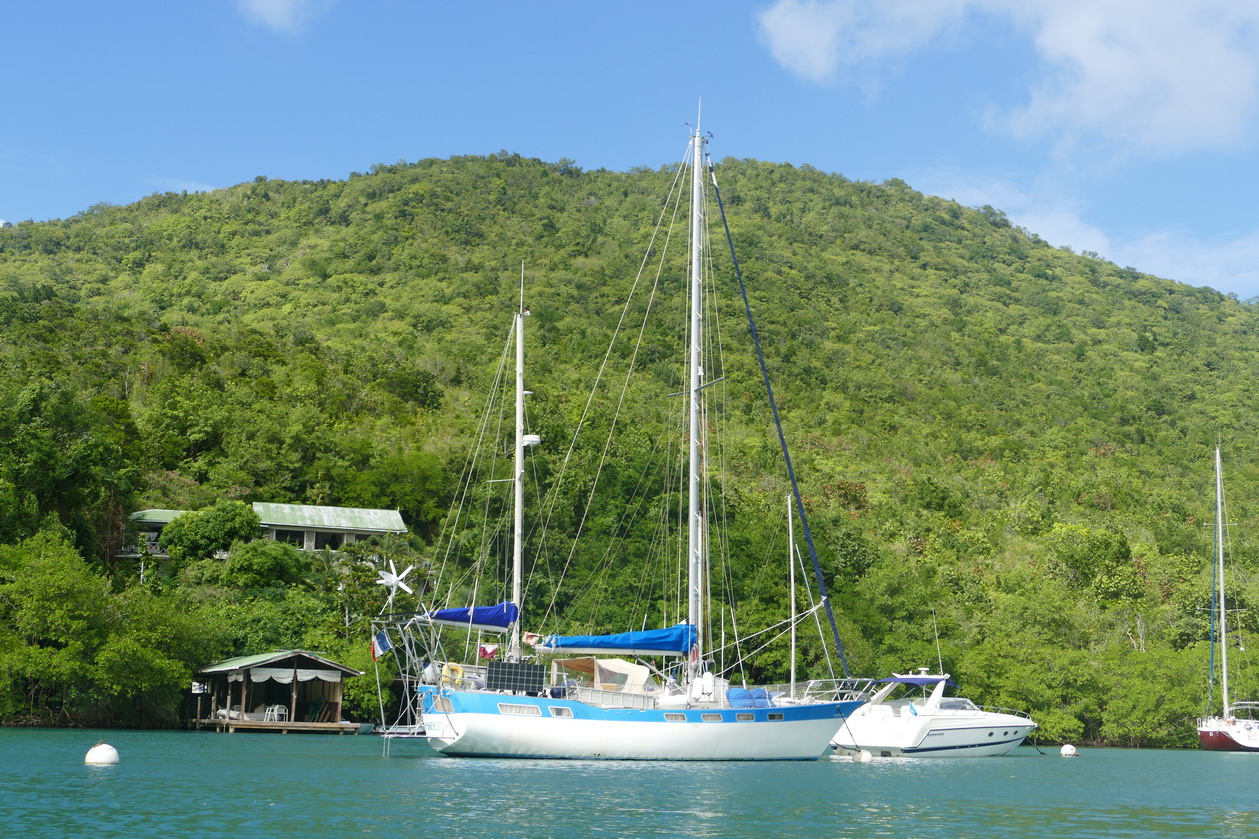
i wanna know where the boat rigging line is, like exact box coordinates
[708,157,853,678]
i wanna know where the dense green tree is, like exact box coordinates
[0,532,224,724]
[0,532,111,721]
[222,538,304,590]
[157,500,260,565]
[0,380,138,560]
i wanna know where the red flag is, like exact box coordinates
[478,644,499,661]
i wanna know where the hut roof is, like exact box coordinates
[198,650,363,677]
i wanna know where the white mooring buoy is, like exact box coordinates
[85,741,119,765]
[1060,743,1078,757]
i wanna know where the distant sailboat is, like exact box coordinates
[378,119,867,760]
[1197,447,1259,750]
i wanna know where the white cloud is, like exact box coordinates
[758,0,1259,157]
[757,1,846,83]
[757,0,969,86]
[1001,1,1259,156]
[235,0,329,34]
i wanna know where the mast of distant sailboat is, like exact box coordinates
[1215,446,1230,718]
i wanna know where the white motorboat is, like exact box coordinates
[832,670,1037,757]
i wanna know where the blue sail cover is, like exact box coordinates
[536,623,697,657]
[424,601,518,633]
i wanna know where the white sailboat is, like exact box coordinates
[1197,447,1259,750]
[386,121,866,760]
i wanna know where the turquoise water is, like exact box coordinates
[3,729,1258,838]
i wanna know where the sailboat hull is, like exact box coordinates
[421,687,863,760]
[1198,718,1259,751]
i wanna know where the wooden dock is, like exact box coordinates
[195,717,372,735]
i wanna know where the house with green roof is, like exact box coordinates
[128,502,407,557]
[253,502,406,550]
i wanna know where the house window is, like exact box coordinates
[314,532,342,550]
[275,530,304,547]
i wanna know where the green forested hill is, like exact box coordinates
[2,152,1257,744]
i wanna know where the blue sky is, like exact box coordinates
[6,1,1259,298]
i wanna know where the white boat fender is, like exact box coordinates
[1060,744,1077,757]
[85,741,119,765]
[689,672,716,702]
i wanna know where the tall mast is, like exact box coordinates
[1216,446,1229,716]
[687,118,706,675]
[788,494,797,697]
[510,267,527,662]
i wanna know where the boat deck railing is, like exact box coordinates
[765,678,877,703]
[977,705,1036,721]
[438,662,488,688]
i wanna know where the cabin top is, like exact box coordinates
[198,649,363,678]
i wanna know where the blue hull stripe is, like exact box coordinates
[834,734,1028,754]
[903,735,1027,754]
[423,687,862,724]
